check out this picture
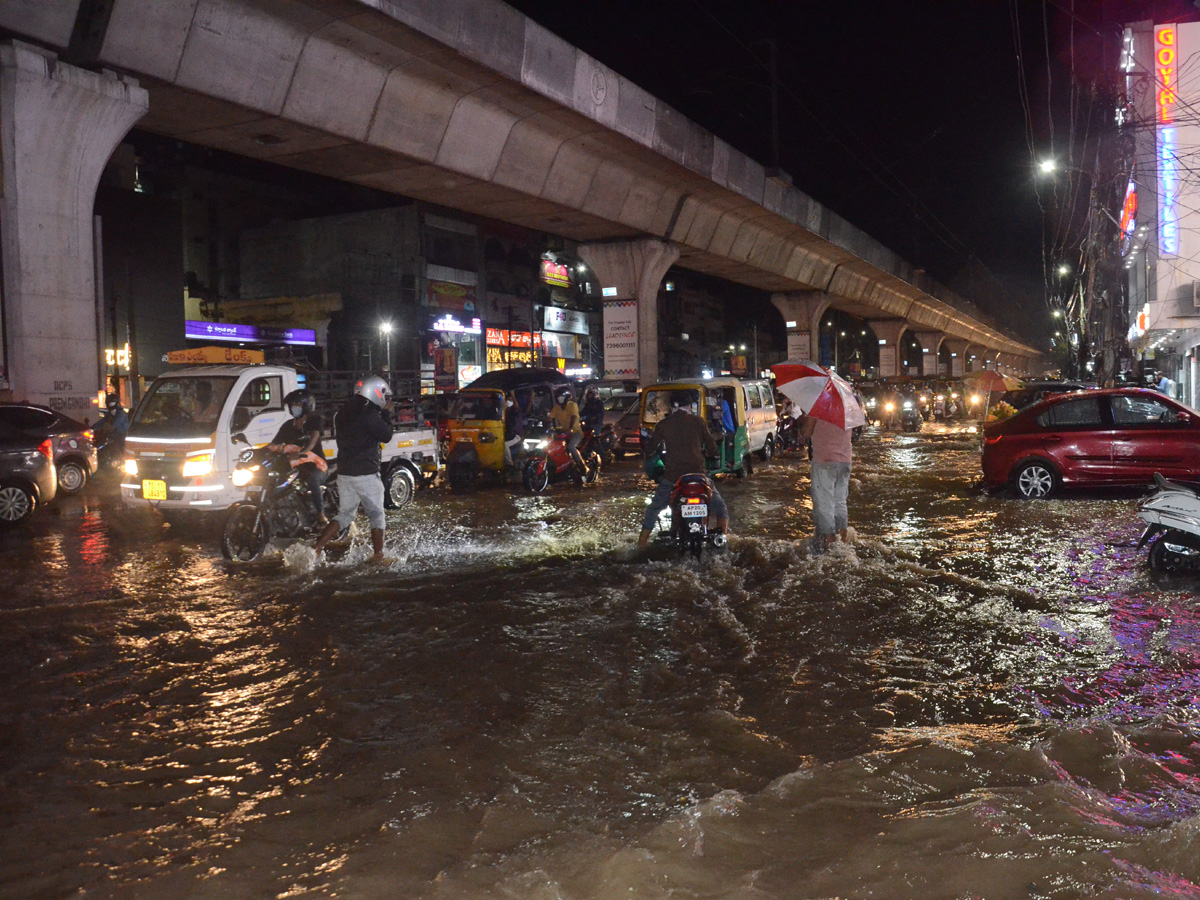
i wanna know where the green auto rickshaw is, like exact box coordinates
[639,378,756,478]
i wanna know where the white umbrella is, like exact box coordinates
[771,359,866,430]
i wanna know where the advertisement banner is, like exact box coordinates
[184,320,316,346]
[543,306,589,335]
[426,280,476,312]
[541,332,578,360]
[434,346,458,390]
[878,345,898,377]
[603,300,638,380]
[786,331,810,360]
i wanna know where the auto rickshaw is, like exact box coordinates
[444,368,573,489]
[639,378,756,478]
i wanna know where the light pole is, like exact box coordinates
[379,321,393,373]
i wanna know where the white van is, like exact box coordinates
[740,379,778,459]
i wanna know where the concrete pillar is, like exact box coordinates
[942,338,972,377]
[579,238,679,386]
[771,291,830,362]
[868,319,908,378]
[0,41,148,409]
[909,330,944,377]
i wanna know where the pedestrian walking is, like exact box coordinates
[314,375,395,564]
[801,413,853,552]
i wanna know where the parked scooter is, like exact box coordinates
[660,473,728,559]
[221,440,339,561]
[522,432,601,493]
[1137,473,1200,575]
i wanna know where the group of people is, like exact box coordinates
[216,374,851,563]
[501,385,605,474]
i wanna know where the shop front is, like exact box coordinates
[425,310,482,392]
[540,305,590,376]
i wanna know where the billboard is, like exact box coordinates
[603,300,638,380]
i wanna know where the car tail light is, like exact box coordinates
[37,438,53,459]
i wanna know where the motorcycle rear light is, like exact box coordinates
[37,438,53,460]
[685,497,702,504]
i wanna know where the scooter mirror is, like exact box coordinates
[231,432,249,446]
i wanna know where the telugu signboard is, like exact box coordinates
[166,346,265,365]
[603,300,638,380]
[184,320,316,346]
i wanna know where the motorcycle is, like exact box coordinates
[776,413,806,452]
[522,431,600,493]
[1137,473,1200,575]
[221,442,339,561]
[580,422,616,469]
[900,401,923,433]
[660,473,728,559]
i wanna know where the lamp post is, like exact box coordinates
[379,321,393,373]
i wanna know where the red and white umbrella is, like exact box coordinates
[771,359,867,430]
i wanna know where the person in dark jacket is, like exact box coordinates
[314,375,395,564]
[637,389,728,548]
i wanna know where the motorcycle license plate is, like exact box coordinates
[681,503,707,518]
[142,479,167,500]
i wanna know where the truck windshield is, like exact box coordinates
[130,376,238,438]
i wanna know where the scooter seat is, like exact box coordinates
[1154,472,1200,496]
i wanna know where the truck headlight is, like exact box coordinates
[182,452,214,478]
[231,467,255,487]
[123,458,138,477]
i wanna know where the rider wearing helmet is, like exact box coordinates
[548,384,587,473]
[101,391,129,435]
[313,375,396,564]
[580,386,605,436]
[637,389,728,548]
[269,389,328,527]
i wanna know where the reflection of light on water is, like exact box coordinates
[888,445,924,471]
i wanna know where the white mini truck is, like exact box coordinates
[120,365,437,517]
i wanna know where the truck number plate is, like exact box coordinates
[142,479,167,501]
[681,503,707,518]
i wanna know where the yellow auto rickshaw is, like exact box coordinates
[639,378,756,478]
[444,388,507,489]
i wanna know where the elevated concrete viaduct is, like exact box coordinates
[0,0,1039,406]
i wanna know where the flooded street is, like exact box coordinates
[4,426,1200,899]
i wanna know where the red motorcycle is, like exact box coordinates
[523,431,600,493]
[665,473,728,558]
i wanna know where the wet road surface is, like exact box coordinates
[3,425,1200,899]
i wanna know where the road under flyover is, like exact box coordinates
[0,0,1039,406]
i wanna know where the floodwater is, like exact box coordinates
[3,425,1200,900]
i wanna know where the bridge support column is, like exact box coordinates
[868,319,908,378]
[0,41,147,409]
[771,291,830,362]
[909,330,945,377]
[942,339,973,377]
[579,239,679,386]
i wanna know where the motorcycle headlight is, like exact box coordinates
[182,452,214,478]
[524,438,548,450]
[231,467,255,487]
[903,402,913,410]
[885,402,894,412]
[123,457,138,477]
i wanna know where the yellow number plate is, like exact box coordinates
[142,479,167,500]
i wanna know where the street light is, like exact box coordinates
[379,321,393,372]
[1057,264,1070,276]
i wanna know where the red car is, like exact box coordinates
[983,388,1200,499]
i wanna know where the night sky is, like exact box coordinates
[504,0,1199,345]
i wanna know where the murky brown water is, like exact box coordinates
[3,425,1200,899]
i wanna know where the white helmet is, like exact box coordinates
[355,375,392,408]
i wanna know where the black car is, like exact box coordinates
[0,403,98,493]
[0,420,57,524]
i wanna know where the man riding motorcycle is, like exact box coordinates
[637,389,729,548]
[268,389,329,529]
[549,385,588,474]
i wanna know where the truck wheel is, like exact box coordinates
[385,467,415,509]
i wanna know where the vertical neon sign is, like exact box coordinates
[1157,25,1179,256]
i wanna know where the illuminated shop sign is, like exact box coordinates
[540,260,572,288]
[431,314,481,334]
[1119,177,1137,255]
[486,328,542,349]
[105,343,132,370]
[184,320,316,345]
[1158,25,1179,256]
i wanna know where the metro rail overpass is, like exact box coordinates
[0,0,1040,410]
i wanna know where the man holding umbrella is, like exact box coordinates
[801,410,853,552]
[772,360,864,553]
